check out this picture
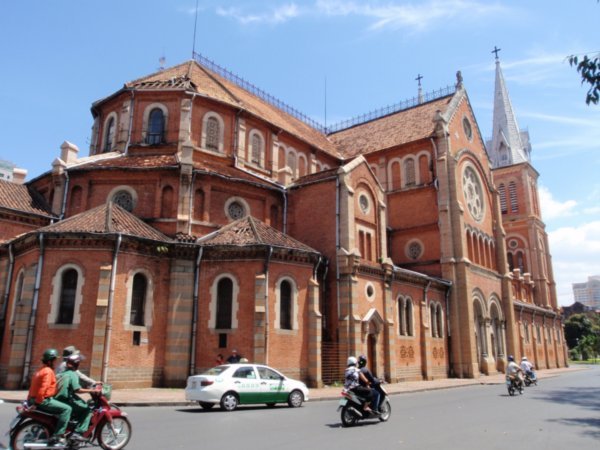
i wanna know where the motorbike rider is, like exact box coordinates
[55,353,98,441]
[344,356,375,413]
[56,345,97,388]
[357,355,381,412]
[520,356,535,379]
[505,355,524,389]
[27,348,72,447]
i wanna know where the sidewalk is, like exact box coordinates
[0,367,582,407]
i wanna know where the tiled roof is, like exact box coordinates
[329,95,453,158]
[0,179,54,217]
[292,167,338,187]
[198,216,318,253]
[71,154,179,170]
[39,203,172,242]
[193,159,281,189]
[126,61,341,158]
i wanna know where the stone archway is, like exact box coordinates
[362,308,384,378]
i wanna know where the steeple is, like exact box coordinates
[486,52,531,168]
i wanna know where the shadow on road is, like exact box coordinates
[547,417,600,440]
[531,387,600,412]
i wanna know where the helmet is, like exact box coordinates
[347,356,357,366]
[358,355,367,368]
[521,356,528,361]
[62,346,79,358]
[42,348,58,363]
[66,353,84,367]
[508,355,514,362]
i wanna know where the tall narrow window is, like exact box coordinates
[430,303,437,337]
[405,299,414,336]
[206,117,220,151]
[398,298,406,335]
[507,253,514,272]
[57,269,78,324]
[216,278,233,329]
[499,183,507,214]
[404,159,416,186]
[279,280,292,330]
[104,117,115,152]
[146,108,165,145]
[509,182,518,213]
[251,133,262,166]
[436,304,444,338]
[130,273,147,326]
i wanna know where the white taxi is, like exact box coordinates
[185,364,309,411]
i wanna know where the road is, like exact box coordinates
[1,366,598,449]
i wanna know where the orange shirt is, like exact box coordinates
[28,366,57,404]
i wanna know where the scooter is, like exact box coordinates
[337,382,391,427]
[523,370,537,387]
[8,386,131,450]
[506,374,524,396]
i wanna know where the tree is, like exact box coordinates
[564,314,593,349]
[568,53,600,105]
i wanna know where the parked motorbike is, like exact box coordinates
[506,375,524,396]
[337,382,391,427]
[8,386,131,450]
[523,370,537,387]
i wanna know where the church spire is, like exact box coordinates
[487,50,531,168]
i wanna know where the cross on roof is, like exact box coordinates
[492,46,501,60]
[415,74,423,87]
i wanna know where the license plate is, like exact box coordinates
[338,398,348,406]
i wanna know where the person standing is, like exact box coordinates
[27,349,72,447]
[226,349,242,363]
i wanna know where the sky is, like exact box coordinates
[1,1,599,306]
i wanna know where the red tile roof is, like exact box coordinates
[71,154,179,170]
[0,179,54,217]
[329,96,453,158]
[198,216,318,253]
[39,203,171,242]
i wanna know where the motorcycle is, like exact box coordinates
[506,374,524,396]
[337,382,391,427]
[8,386,131,450]
[523,370,537,387]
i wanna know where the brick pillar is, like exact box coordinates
[90,266,111,381]
[116,99,131,152]
[177,142,194,234]
[253,274,266,364]
[164,260,194,386]
[307,278,322,387]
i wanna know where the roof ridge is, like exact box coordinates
[193,60,244,107]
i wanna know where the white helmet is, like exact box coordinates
[522,356,528,361]
[347,356,357,366]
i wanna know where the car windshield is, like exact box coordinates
[201,365,229,376]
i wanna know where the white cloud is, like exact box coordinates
[538,185,577,220]
[548,221,600,306]
[216,1,506,31]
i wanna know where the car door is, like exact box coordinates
[231,366,262,404]
[257,366,288,403]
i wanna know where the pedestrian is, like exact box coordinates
[27,349,72,447]
[226,349,242,363]
[215,353,224,365]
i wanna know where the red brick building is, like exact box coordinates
[0,56,566,388]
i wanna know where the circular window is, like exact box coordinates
[462,166,485,222]
[462,117,473,140]
[509,239,518,249]
[112,190,134,212]
[227,201,246,220]
[359,193,370,214]
[365,283,375,301]
[407,241,423,260]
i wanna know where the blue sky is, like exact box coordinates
[1,1,599,306]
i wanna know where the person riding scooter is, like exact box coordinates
[506,355,524,389]
[357,355,381,412]
[344,356,375,413]
[520,356,535,378]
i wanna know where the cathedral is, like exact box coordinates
[0,53,567,388]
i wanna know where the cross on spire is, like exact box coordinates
[492,46,501,60]
[415,73,423,87]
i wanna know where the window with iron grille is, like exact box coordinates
[404,159,416,186]
[499,183,507,214]
[509,182,518,213]
[104,117,115,152]
[146,108,165,145]
[206,117,220,151]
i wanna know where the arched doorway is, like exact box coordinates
[473,300,487,373]
[362,308,384,378]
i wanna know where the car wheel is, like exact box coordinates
[287,389,304,408]
[199,402,215,410]
[220,392,239,411]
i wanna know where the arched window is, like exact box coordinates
[57,269,78,324]
[436,304,444,338]
[103,116,116,152]
[509,182,518,213]
[430,303,437,337]
[130,273,147,326]
[216,278,233,329]
[206,117,220,151]
[287,151,297,176]
[498,183,507,214]
[146,108,165,145]
[160,186,174,218]
[250,132,263,166]
[405,299,414,336]
[517,251,526,273]
[279,280,292,330]
[398,297,406,335]
[404,159,416,186]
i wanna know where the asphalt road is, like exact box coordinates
[1,366,598,449]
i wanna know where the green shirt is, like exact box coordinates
[55,369,83,403]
